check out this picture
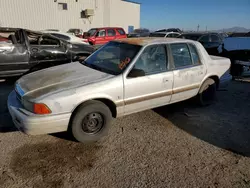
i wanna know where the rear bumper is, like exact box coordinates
[7,90,71,135]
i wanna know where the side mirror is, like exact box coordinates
[127,68,145,78]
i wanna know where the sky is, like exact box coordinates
[135,0,250,31]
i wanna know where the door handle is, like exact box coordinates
[163,78,169,82]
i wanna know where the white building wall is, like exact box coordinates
[110,0,140,32]
[0,0,140,33]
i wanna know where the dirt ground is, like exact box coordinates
[0,79,250,188]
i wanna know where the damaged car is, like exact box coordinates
[218,37,250,79]
[0,27,95,78]
[8,38,230,143]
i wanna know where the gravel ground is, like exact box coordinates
[0,79,250,188]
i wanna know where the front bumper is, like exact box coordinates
[7,90,71,135]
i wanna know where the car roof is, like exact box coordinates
[114,37,195,46]
[151,32,180,34]
[181,32,219,36]
[90,27,124,30]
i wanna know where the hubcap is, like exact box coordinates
[82,113,104,134]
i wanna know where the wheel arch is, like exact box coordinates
[70,98,118,123]
[200,74,220,91]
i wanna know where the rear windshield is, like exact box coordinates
[82,41,142,75]
[149,33,166,37]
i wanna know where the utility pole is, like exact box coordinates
[206,26,207,32]
[197,24,200,32]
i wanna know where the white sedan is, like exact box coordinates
[8,38,230,143]
[41,30,89,45]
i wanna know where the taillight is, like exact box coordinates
[34,103,51,114]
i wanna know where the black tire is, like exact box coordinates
[197,78,217,106]
[70,100,113,143]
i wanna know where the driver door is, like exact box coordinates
[29,35,68,66]
[94,29,107,45]
[123,44,174,115]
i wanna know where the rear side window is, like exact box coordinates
[51,33,70,41]
[107,29,116,36]
[170,43,193,68]
[117,29,125,35]
[188,44,201,65]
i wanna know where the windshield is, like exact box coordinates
[82,41,142,75]
[87,29,98,36]
[149,33,166,37]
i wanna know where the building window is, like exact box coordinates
[58,3,68,10]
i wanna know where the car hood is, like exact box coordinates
[16,62,113,101]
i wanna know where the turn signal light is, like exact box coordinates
[34,103,51,114]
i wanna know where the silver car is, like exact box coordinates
[8,38,230,143]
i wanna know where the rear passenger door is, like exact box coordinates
[170,43,206,103]
[106,29,116,42]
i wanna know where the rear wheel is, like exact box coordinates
[197,78,217,106]
[70,100,113,143]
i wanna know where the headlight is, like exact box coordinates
[23,100,51,115]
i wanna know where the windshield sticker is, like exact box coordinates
[118,57,131,70]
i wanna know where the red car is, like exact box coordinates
[83,27,127,45]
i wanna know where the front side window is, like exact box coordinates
[132,44,168,76]
[96,29,106,37]
[82,41,141,75]
[107,29,116,36]
[170,43,192,68]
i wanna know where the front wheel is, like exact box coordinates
[197,78,217,106]
[70,100,113,143]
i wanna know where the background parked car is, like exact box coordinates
[155,28,182,33]
[178,32,223,55]
[42,31,89,45]
[218,37,250,79]
[228,32,250,37]
[127,28,151,38]
[45,29,61,32]
[0,28,94,78]
[67,28,84,38]
[83,27,127,45]
[149,32,181,38]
